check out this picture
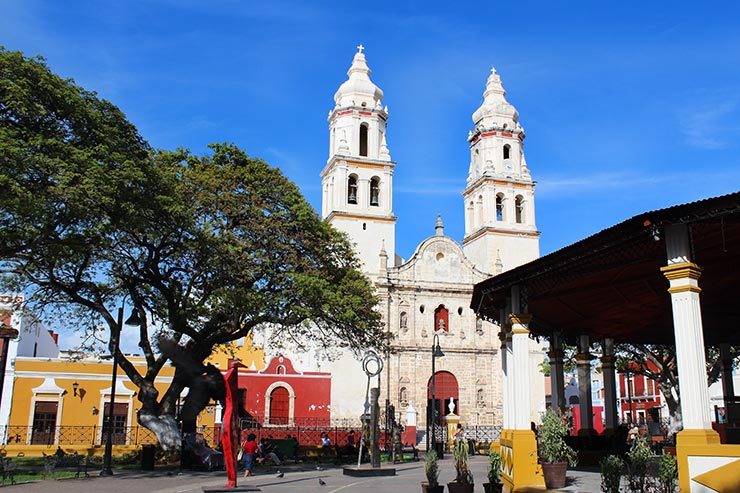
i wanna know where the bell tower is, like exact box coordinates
[320,46,396,276]
[462,68,540,274]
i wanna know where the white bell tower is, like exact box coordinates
[320,46,396,276]
[462,68,540,274]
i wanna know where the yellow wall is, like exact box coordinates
[6,335,267,448]
[207,334,266,372]
[9,356,174,434]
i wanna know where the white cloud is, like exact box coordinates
[679,99,740,150]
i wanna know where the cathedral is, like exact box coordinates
[316,47,546,435]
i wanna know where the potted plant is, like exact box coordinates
[422,450,444,493]
[599,455,624,493]
[447,438,474,493]
[537,409,577,489]
[483,450,503,493]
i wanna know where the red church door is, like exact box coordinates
[269,387,290,425]
[427,371,459,427]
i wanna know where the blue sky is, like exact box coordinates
[3,0,740,261]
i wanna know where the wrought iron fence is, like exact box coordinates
[2,425,158,447]
[466,425,502,443]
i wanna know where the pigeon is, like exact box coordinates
[276,471,284,478]
[319,478,327,486]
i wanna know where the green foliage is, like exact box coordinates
[599,455,624,493]
[0,48,389,445]
[452,438,474,485]
[539,343,577,376]
[537,409,577,466]
[626,436,652,493]
[488,450,502,484]
[657,453,677,493]
[424,450,439,486]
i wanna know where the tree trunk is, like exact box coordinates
[134,375,185,450]
[658,381,682,435]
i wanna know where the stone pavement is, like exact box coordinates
[8,457,602,493]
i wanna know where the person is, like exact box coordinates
[286,434,300,458]
[627,423,640,444]
[321,433,331,449]
[454,424,465,441]
[242,433,258,477]
[258,438,282,467]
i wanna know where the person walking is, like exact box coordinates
[242,433,258,477]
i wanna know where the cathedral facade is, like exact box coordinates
[319,47,546,435]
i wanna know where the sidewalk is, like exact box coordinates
[7,457,603,492]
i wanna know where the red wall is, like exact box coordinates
[234,354,331,424]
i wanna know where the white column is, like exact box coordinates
[548,332,566,411]
[576,335,594,434]
[601,338,618,432]
[358,178,369,210]
[337,166,348,210]
[510,313,533,430]
[661,224,712,430]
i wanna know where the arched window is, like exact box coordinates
[370,176,380,206]
[276,365,285,375]
[359,123,369,157]
[503,144,511,160]
[269,386,290,425]
[399,387,408,408]
[434,304,449,332]
[515,195,524,224]
[347,175,358,204]
[496,194,504,221]
[399,312,408,331]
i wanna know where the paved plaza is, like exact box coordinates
[7,457,602,493]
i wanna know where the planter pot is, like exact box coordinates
[421,482,445,493]
[447,482,474,493]
[541,461,568,489]
[483,482,503,493]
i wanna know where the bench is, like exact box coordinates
[0,458,16,485]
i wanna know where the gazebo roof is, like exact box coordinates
[471,191,740,345]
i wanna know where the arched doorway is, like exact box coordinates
[427,371,459,427]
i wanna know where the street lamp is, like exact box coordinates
[100,302,141,477]
[426,333,445,456]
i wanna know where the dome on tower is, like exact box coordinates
[472,68,519,128]
[333,45,384,108]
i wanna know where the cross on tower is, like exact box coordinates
[357,44,365,53]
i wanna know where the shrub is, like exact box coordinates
[424,450,439,486]
[488,450,502,484]
[626,436,652,493]
[537,409,577,466]
[452,438,474,485]
[600,455,624,493]
[657,453,677,493]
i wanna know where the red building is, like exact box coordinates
[234,354,332,426]
[618,361,663,424]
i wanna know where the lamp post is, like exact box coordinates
[426,333,444,455]
[100,302,141,477]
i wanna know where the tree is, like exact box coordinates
[615,343,739,433]
[1,49,388,449]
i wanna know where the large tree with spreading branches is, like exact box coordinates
[0,48,388,449]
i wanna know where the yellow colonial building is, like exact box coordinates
[0,298,267,457]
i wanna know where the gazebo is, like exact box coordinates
[471,191,740,492]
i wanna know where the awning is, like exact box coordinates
[471,191,740,345]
